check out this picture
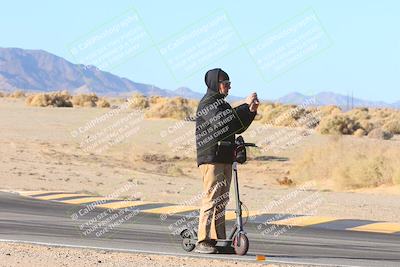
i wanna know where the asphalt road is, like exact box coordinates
[0,191,400,266]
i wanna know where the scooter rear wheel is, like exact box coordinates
[233,234,249,255]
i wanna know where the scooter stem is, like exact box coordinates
[232,162,244,232]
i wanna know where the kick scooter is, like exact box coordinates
[180,135,257,255]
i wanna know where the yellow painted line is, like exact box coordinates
[59,197,111,204]
[36,193,90,200]
[348,222,400,234]
[144,205,199,214]
[225,210,261,221]
[17,191,66,196]
[96,200,155,209]
[271,216,337,227]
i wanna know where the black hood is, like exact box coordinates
[204,68,229,98]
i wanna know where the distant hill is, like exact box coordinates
[0,47,398,108]
[392,100,400,108]
[277,91,399,109]
[0,47,239,100]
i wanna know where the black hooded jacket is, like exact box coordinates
[195,68,256,166]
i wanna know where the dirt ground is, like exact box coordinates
[1,97,400,223]
[1,242,302,267]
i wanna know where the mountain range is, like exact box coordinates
[277,92,400,110]
[0,47,398,109]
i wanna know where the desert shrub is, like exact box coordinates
[26,94,47,107]
[347,107,371,120]
[258,103,295,126]
[383,120,400,134]
[141,153,167,163]
[166,165,185,176]
[367,128,393,140]
[290,136,400,189]
[145,96,195,120]
[358,119,374,133]
[72,93,98,107]
[25,91,110,108]
[273,106,307,127]
[187,99,199,111]
[319,105,342,116]
[96,98,111,108]
[8,90,26,98]
[369,108,393,120]
[353,128,366,137]
[382,114,400,134]
[257,103,331,129]
[148,96,163,105]
[129,93,149,109]
[0,92,4,97]
[26,90,73,107]
[127,94,199,118]
[317,114,361,135]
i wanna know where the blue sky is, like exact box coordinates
[1,0,399,102]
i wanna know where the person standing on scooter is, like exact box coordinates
[195,68,259,254]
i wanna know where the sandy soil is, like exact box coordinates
[1,242,301,267]
[1,97,400,223]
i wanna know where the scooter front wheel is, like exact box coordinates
[233,233,249,255]
[180,229,196,252]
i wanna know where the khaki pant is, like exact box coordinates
[197,163,232,244]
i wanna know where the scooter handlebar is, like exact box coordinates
[218,141,258,148]
[244,143,257,147]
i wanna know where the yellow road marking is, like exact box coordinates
[271,216,336,227]
[59,197,111,204]
[37,193,89,200]
[96,200,155,209]
[17,191,65,196]
[225,210,261,221]
[348,222,400,234]
[144,205,199,214]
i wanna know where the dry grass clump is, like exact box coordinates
[256,103,311,127]
[25,91,110,108]
[257,103,291,124]
[317,114,362,135]
[256,103,338,129]
[316,107,400,137]
[254,102,399,137]
[8,90,26,98]
[382,113,400,134]
[353,128,366,137]
[96,98,111,108]
[289,136,400,189]
[72,93,98,107]
[146,97,195,120]
[165,164,185,176]
[5,90,26,98]
[26,90,73,107]
[130,93,149,109]
[319,105,342,116]
[128,94,198,120]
